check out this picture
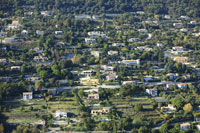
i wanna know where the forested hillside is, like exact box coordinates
[0,0,200,17]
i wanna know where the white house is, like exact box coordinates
[138,29,148,33]
[88,31,107,38]
[177,83,187,89]
[7,21,21,30]
[166,73,178,80]
[180,123,190,130]
[88,93,99,100]
[11,66,21,71]
[164,15,171,19]
[161,104,176,111]
[33,56,48,62]
[122,81,137,85]
[41,11,51,16]
[120,59,140,66]
[55,110,67,118]
[82,70,94,77]
[172,46,184,51]
[106,75,118,80]
[128,38,140,42]
[91,51,101,58]
[173,23,183,28]
[196,125,200,131]
[112,43,125,47]
[108,51,118,56]
[36,30,44,35]
[23,92,33,101]
[0,59,7,63]
[146,88,158,97]
[85,38,96,44]
[166,83,174,89]
[2,37,16,43]
[180,28,188,33]
[157,43,165,47]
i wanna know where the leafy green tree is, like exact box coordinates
[160,123,168,133]
[134,104,143,113]
[39,70,48,79]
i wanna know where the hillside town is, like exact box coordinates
[0,1,200,132]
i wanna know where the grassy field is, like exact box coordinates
[2,97,80,125]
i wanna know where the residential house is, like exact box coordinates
[108,51,118,56]
[157,43,165,47]
[100,65,114,73]
[138,29,148,33]
[180,28,188,33]
[88,31,107,38]
[91,51,102,58]
[146,88,158,97]
[112,43,125,47]
[33,47,43,54]
[119,59,140,66]
[41,11,51,16]
[173,57,188,63]
[0,59,7,63]
[180,123,190,130]
[196,125,200,131]
[24,11,33,16]
[34,56,48,62]
[2,37,16,43]
[55,31,63,38]
[106,75,118,80]
[92,15,100,20]
[161,104,176,111]
[164,15,171,19]
[173,23,183,28]
[180,16,189,20]
[85,38,96,44]
[172,46,184,51]
[55,110,67,118]
[128,38,140,42]
[48,89,57,95]
[75,15,91,19]
[144,76,153,82]
[11,66,21,71]
[122,81,137,85]
[36,30,44,35]
[88,93,99,100]
[183,74,191,80]
[82,70,94,77]
[177,83,187,89]
[23,92,33,101]
[25,76,40,83]
[91,107,111,115]
[165,83,174,89]
[7,21,21,30]
[166,73,178,80]
[190,21,197,25]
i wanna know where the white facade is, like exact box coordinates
[85,38,96,44]
[146,89,157,97]
[120,59,140,66]
[55,110,67,118]
[88,31,106,38]
[23,92,33,101]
